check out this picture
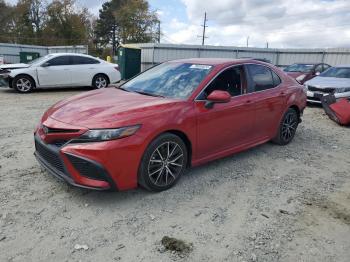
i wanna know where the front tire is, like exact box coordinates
[273,108,299,145]
[12,75,34,93]
[138,133,188,192]
[92,74,109,89]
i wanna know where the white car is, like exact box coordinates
[0,53,121,93]
[304,64,350,103]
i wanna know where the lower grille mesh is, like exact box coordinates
[308,86,335,93]
[66,154,106,181]
[35,140,65,173]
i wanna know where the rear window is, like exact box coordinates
[247,64,275,92]
[284,64,314,73]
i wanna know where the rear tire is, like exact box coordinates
[138,133,188,192]
[92,74,109,89]
[273,108,299,145]
[12,75,34,93]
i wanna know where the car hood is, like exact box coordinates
[0,63,29,70]
[305,77,350,89]
[47,88,182,129]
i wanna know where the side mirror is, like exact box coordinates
[205,90,231,109]
[41,62,50,67]
[315,71,321,76]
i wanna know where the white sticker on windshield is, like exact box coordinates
[190,64,212,70]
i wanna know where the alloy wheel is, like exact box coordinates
[16,78,32,92]
[148,141,184,187]
[281,112,298,141]
[95,76,107,88]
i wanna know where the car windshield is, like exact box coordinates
[121,62,213,99]
[284,64,314,73]
[320,67,350,78]
[27,55,53,65]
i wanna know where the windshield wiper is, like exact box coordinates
[133,91,165,98]
[117,86,131,92]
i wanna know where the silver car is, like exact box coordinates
[304,65,350,103]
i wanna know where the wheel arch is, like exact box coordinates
[12,73,37,88]
[92,73,110,86]
[289,105,301,120]
[151,129,193,168]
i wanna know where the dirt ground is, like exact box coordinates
[0,87,349,262]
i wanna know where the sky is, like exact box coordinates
[6,0,350,48]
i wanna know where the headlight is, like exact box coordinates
[0,69,11,77]
[296,74,306,82]
[334,87,350,93]
[303,84,308,93]
[77,125,141,142]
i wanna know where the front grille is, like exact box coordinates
[308,86,335,93]
[43,125,80,134]
[35,140,65,173]
[307,96,321,102]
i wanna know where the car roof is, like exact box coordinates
[290,63,318,65]
[334,64,350,68]
[47,53,92,58]
[168,58,269,66]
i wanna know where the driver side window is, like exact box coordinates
[47,56,71,66]
[199,66,244,100]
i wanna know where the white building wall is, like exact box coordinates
[134,43,350,71]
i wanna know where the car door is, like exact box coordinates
[195,65,255,160]
[70,56,101,86]
[245,64,286,140]
[36,56,72,87]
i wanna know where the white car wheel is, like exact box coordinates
[93,75,108,89]
[13,76,34,93]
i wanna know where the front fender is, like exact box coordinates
[9,68,38,86]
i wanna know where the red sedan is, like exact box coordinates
[34,59,306,191]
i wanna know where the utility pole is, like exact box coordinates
[246,36,250,48]
[158,21,161,43]
[201,12,208,46]
[112,24,116,57]
[266,41,269,48]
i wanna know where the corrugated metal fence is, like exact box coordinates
[133,43,350,71]
[0,43,88,64]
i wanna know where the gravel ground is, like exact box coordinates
[0,87,349,262]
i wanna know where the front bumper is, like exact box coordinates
[307,90,350,104]
[34,135,116,190]
[0,75,9,87]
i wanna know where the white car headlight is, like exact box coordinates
[77,125,141,142]
[303,84,309,93]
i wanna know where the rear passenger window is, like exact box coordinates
[247,64,275,92]
[272,71,281,86]
[72,56,100,65]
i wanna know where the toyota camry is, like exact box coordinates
[34,58,306,192]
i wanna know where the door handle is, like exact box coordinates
[280,91,287,96]
[246,100,253,104]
